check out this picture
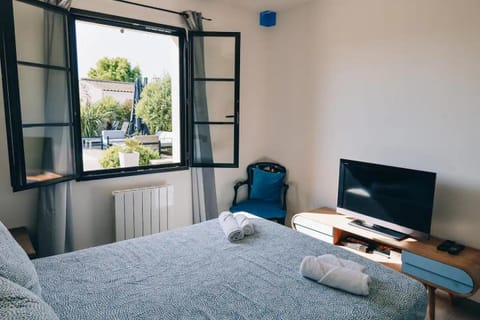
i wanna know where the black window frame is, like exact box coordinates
[189,31,240,168]
[69,9,189,181]
[0,0,241,191]
[0,0,77,191]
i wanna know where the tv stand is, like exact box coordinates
[292,207,480,320]
[349,219,408,241]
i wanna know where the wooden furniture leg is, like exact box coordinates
[427,286,436,320]
[448,292,460,306]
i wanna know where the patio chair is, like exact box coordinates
[101,130,126,149]
[156,131,173,155]
[230,162,289,224]
[101,122,130,149]
[120,121,129,132]
[133,135,161,155]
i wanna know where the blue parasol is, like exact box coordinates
[128,77,149,135]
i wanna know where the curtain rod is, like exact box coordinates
[111,0,212,21]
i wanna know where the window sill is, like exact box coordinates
[77,164,189,181]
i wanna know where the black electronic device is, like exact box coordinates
[337,159,436,240]
[437,240,455,251]
[448,244,465,255]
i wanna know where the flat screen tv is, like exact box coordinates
[337,159,436,240]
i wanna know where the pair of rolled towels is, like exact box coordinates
[218,211,255,242]
[300,254,371,296]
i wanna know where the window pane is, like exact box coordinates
[75,19,182,173]
[23,126,73,183]
[13,1,66,67]
[193,124,234,164]
[18,65,70,123]
[193,81,234,122]
[190,32,239,168]
[194,37,235,79]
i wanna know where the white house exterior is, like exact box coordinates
[79,78,134,105]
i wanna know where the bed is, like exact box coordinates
[2,217,427,319]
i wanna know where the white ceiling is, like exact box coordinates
[217,0,312,12]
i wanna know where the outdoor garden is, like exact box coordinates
[80,57,174,171]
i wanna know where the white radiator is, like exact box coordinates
[113,185,174,241]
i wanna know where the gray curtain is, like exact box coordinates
[37,0,73,257]
[183,11,218,223]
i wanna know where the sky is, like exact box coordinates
[75,20,178,80]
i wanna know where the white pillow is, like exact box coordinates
[0,221,41,296]
[0,276,58,320]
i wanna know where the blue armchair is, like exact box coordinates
[230,162,289,224]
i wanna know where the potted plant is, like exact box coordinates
[118,139,140,167]
[99,138,160,169]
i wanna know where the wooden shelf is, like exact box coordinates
[292,207,480,320]
[296,208,480,288]
[26,171,62,182]
[338,244,402,272]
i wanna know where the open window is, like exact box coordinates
[0,0,75,191]
[0,0,240,191]
[190,32,240,168]
[70,10,187,180]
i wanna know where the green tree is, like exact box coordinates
[87,57,141,82]
[135,75,172,133]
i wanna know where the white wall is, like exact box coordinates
[0,0,271,249]
[267,0,480,252]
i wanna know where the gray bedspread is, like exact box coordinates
[34,218,426,319]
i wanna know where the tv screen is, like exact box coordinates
[337,159,436,240]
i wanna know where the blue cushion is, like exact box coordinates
[0,221,41,296]
[230,199,286,219]
[250,168,285,202]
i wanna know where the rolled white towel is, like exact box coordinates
[316,254,366,272]
[300,256,370,296]
[218,211,244,242]
[234,214,255,236]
